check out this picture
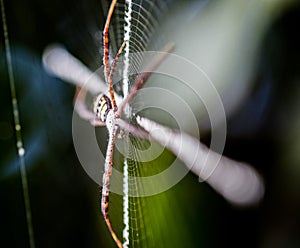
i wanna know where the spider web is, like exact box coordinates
[0,0,207,247]
[101,0,172,94]
[103,0,170,59]
[2,0,288,247]
[100,1,190,247]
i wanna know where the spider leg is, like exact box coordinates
[116,118,149,140]
[116,42,175,118]
[42,44,108,95]
[74,86,94,120]
[91,119,107,127]
[103,0,117,83]
[136,115,265,206]
[108,40,127,111]
[101,124,123,248]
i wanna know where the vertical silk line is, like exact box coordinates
[122,0,132,101]
[122,158,129,248]
[123,1,132,247]
[0,1,36,248]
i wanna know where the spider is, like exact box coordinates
[72,0,174,247]
[42,1,265,246]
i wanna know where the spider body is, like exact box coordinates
[93,94,112,122]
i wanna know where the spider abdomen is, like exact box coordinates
[93,94,113,122]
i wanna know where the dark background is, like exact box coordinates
[1,0,300,247]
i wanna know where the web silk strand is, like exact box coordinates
[122,0,132,100]
[122,1,133,247]
[0,1,35,247]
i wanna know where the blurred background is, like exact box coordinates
[1,0,300,247]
